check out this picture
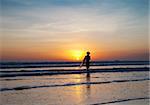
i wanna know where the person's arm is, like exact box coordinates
[80,56,86,67]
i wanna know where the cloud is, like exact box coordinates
[2,0,148,47]
[1,0,149,61]
[2,2,145,33]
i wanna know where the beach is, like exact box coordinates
[1,0,149,104]
[0,61,149,105]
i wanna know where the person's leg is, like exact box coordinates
[86,65,90,77]
[87,72,90,77]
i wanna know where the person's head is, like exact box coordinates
[87,51,90,55]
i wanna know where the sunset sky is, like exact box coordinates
[1,0,149,61]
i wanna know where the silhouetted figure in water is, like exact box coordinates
[80,51,91,76]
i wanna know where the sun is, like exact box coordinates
[69,50,84,61]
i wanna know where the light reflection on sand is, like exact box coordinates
[0,71,149,105]
[73,74,84,104]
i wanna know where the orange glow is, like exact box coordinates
[1,39,148,61]
[69,50,85,61]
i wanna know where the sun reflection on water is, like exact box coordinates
[71,74,92,105]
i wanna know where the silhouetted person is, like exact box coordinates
[80,51,91,75]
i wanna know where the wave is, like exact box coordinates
[91,97,149,105]
[0,78,149,92]
[1,61,149,69]
[0,67,149,78]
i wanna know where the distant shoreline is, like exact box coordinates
[1,60,149,64]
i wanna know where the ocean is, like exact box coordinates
[0,61,149,105]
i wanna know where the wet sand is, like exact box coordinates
[0,71,149,105]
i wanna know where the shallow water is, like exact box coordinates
[0,71,149,105]
[1,65,149,71]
